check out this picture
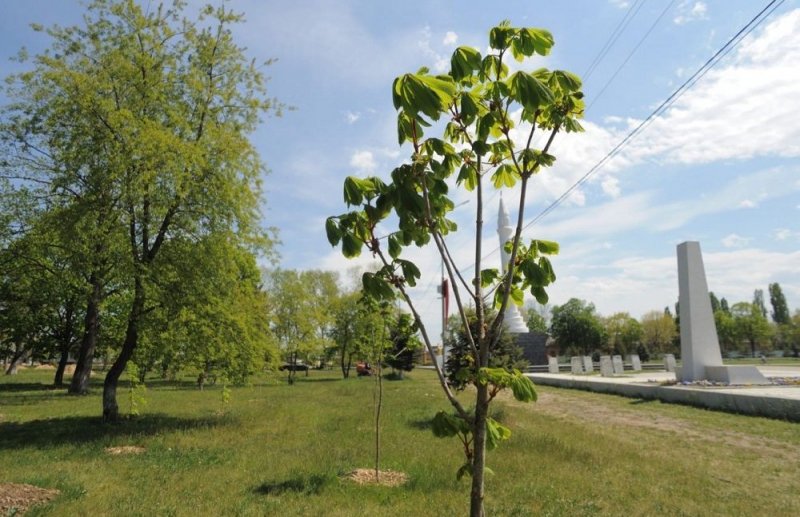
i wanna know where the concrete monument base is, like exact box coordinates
[704,365,768,384]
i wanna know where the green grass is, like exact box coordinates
[1,367,799,516]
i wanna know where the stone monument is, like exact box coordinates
[664,353,676,373]
[547,355,559,373]
[612,355,625,374]
[497,197,530,333]
[676,241,767,384]
[629,354,642,371]
[582,356,594,373]
[570,356,583,374]
[600,355,614,377]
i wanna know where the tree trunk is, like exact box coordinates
[469,383,489,517]
[54,342,71,386]
[102,279,144,422]
[5,345,30,375]
[69,276,102,394]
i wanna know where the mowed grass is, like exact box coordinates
[1,368,799,516]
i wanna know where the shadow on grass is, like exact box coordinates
[253,473,333,496]
[407,418,433,431]
[0,382,59,392]
[0,413,233,451]
[629,399,656,405]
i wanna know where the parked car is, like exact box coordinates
[356,362,372,376]
[279,361,309,372]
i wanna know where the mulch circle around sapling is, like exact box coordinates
[0,482,60,515]
[104,445,146,455]
[342,469,408,487]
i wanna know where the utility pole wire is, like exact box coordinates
[586,0,677,112]
[583,0,645,81]
[524,0,784,232]
[463,0,784,271]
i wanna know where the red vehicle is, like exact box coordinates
[356,362,372,376]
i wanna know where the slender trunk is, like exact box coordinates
[470,384,489,517]
[102,278,144,422]
[374,357,382,481]
[54,342,71,386]
[5,344,30,375]
[69,276,102,394]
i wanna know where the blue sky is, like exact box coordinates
[2,1,799,341]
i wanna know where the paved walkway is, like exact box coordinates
[527,365,800,420]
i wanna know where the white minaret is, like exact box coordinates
[497,197,529,333]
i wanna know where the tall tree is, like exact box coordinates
[550,299,606,355]
[525,307,548,333]
[603,312,642,356]
[265,269,339,383]
[2,1,279,419]
[709,292,721,313]
[768,283,790,324]
[731,302,772,358]
[640,310,677,355]
[327,20,583,515]
[753,289,768,319]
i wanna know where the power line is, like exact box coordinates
[522,0,784,233]
[461,0,785,272]
[586,0,677,112]
[583,0,645,81]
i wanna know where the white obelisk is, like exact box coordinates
[497,197,529,333]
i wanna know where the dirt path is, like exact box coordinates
[507,389,800,462]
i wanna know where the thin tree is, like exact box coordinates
[327,21,584,516]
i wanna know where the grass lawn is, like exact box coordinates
[1,367,799,516]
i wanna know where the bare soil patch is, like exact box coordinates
[0,483,59,515]
[105,445,146,455]
[343,468,408,487]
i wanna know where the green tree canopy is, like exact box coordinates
[1,0,279,419]
[768,283,790,324]
[549,298,605,355]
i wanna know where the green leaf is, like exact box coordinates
[510,374,538,402]
[431,410,469,438]
[508,71,554,112]
[388,234,401,259]
[397,259,421,287]
[456,165,478,191]
[489,22,514,50]
[510,286,524,306]
[485,417,512,450]
[394,73,454,120]
[456,463,473,480]
[343,176,363,206]
[522,28,554,56]
[450,46,482,81]
[362,272,395,301]
[342,233,363,258]
[491,164,517,188]
[535,240,559,255]
[531,285,549,305]
[325,217,341,246]
[552,69,582,92]
[480,268,500,288]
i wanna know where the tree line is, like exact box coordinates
[530,283,798,360]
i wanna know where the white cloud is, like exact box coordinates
[772,228,799,241]
[738,199,756,209]
[674,1,708,25]
[350,150,376,173]
[721,233,749,248]
[547,247,800,319]
[623,9,800,165]
[443,31,458,46]
[418,26,450,73]
[345,111,361,124]
[609,0,630,8]
[601,176,621,198]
